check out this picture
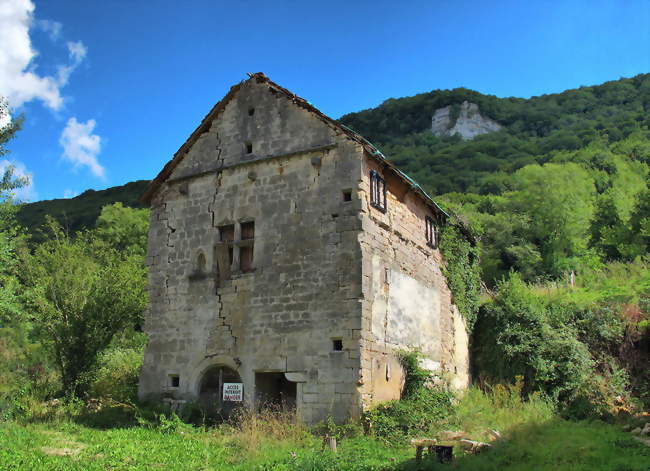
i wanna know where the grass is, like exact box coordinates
[1,387,647,471]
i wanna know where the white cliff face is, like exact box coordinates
[431,100,502,140]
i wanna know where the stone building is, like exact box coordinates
[138,73,470,423]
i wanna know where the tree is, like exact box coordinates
[23,222,148,397]
[1,97,23,158]
[0,171,27,323]
[0,97,27,322]
[507,163,596,276]
[625,189,650,257]
[95,202,149,256]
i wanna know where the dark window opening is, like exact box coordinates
[216,224,235,284]
[240,246,253,273]
[426,216,438,249]
[246,142,253,154]
[370,170,387,212]
[248,107,255,116]
[343,190,352,202]
[220,224,235,242]
[332,339,343,351]
[169,374,180,388]
[241,221,255,240]
[255,372,296,412]
[216,221,255,282]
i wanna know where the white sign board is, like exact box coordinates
[222,383,243,402]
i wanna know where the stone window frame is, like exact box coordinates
[167,373,180,389]
[425,215,439,249]
[215,220,255,283]
[369,170,387,213]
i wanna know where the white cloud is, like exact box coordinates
[36,19,62,41]
[66,41,87,63]
[0,0,87,111]
[57,41,87,86]
[0,159,36,201]
[63,188,78,199]
[59,117,105,178]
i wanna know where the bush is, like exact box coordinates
[89,346,143,403]
[362,351,454,442]
[473,273,640,418]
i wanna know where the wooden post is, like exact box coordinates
[415,446,423,463]
[328,437,337,453]
[322,436,337,453]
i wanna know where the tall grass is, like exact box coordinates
[449,381,555,442]
[1,384,646,471]
[218,407,315,460]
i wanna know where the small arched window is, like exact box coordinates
[196,252,206,274]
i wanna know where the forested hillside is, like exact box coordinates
[341,73,650,195]
[17,180,149,243]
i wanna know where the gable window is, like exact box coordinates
[239,221,255,273]
[425,216,438,249]
[369,170,386,212]
[215,221,255,285]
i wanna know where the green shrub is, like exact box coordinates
[473,273,640,418]
[362,351,454,442]
[89,347,143,403]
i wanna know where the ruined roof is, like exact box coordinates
[141,72,449,221]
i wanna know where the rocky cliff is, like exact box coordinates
[431,100,502,140]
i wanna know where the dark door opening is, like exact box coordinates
[199,365,242,419]
[255,372,297,411]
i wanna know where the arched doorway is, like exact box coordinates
[198,365,242,419]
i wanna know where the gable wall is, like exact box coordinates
[140,80,367,423]
[168,80,334,181]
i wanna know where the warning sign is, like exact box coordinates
[222,383,243,402]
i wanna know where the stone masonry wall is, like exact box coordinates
[139,79,367,423]
[357,157,470,407]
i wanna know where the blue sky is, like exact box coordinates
[1,0,648,202]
